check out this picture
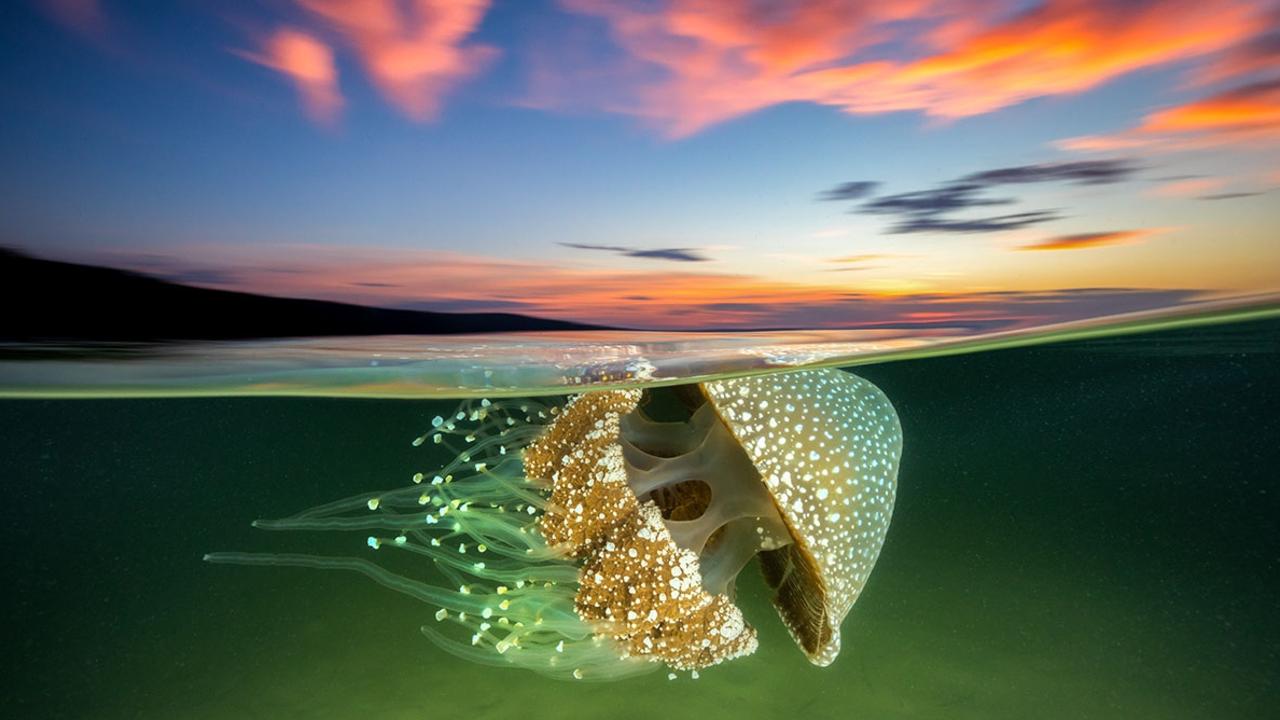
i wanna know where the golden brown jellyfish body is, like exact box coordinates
[206,368,903,679]
[526,389,771,671]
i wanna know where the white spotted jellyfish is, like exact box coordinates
[205,368,902,680]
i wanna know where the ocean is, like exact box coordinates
[1,315,1276,719]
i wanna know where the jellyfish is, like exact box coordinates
[205,367,902,680]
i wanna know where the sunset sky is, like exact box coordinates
[3,0,1278,330]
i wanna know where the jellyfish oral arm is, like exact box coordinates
[618,402,793,596]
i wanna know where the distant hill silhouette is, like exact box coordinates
[0,247,606,341]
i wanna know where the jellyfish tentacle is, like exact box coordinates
[283,484,426,519]
[253,513,434,531]
[208,395,669,681]
[202,552,491,611]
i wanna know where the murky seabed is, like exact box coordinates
[1,319,1277,719]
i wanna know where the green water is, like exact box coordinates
[2,318,1277,719]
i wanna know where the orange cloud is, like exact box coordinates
[1060,78,1280,151]
[239,28,343,125]
[549,0,1267,137]
[1019,228,1165,251]
[295,0,497,121]
[1142,79,1280,135]
[1191,11,1280,86]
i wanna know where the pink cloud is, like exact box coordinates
[1060,78,1280,152]
[44,0,496,125]
[238,28,343,125]
[1146,178,1227,198]
[544,0,1268,137]
[1190,8,1280,86]
[295,0,497,121]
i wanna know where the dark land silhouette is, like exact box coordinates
[0,247,606,341]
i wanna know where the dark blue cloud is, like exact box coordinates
[859,183,1013,216]
[888,210,1062,234]
[1198,191,1265,201]
[560,243,709,262]
[823,158,1138,235]
[817,181,880,201]
[397,298,533,313]
[161,268,240,285]
[959,159,1139,186]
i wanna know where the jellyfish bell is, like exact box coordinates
[701,369,901,666]
[205,368,902,680]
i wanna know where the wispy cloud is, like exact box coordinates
[237,28,343,125]
[1199,191,1266,200]
[1191,7,1280,86]
[891,210,1062,234]
[830,159,1135,235]
[859,183,1014,217]
[828,253,892,264]
[1137,78,1280,139]
[161,267,242,286]
[541,0,1267,137]
[233,1,496,124]
[1019,228,1166,251]
[559,242,710,262]
[817,181,879,202]
[823,253,895,272]
[295,0,497,121]
[396,297,531,313]
[960,159,1139,186]
[1060,78,1280,152]
[1146,177,1227,198]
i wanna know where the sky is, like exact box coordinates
[2,0,1278,331]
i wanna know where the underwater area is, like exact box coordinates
[1,315,1277,720]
